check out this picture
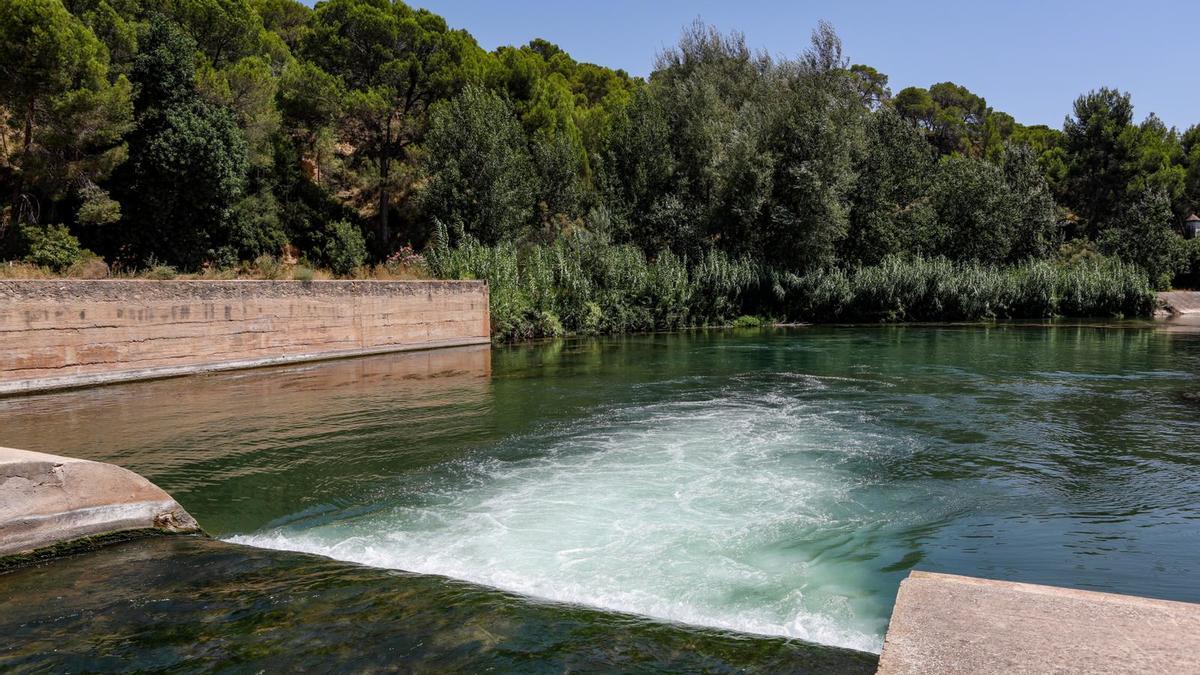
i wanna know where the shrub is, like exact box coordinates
[732,315,766,328]
[252,254,284,280]
[321,220,366,276]
[293,264,315,281]
[20,224,89,271]
[143,256,178,279]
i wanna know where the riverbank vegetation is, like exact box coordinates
[2,0,1193,335]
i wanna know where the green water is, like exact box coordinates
[2,324,1199,670]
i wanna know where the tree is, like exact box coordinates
[165,0,265,68]
[1126,114,1186,219]
[764,22,866,270]
[1098,188,1185,289]
[304,0,481,250]
[844,108,936,265]
[1002,144,1060,260]
[598,87,684,253]
[1062,88,1138,236]
[422,86,536,244]
[1183,125,1200,216]
[848,64,890,110]
[252,0,310,52]
[111,16,249,267]
[0,0,131,229]
[929,156,1018,262]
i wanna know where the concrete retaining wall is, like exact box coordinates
[0,280,490,394]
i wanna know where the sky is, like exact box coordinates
[405,0,1199,131]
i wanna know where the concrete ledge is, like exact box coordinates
[1158,290,1200,316]
[878,571,1200,674]
[0,335,491,396]
[0,447,199,562]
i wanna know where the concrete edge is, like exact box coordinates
[878,569,1200,675]
[906,570,1200,610]
[0,446,202,567]
[0,336,492,397]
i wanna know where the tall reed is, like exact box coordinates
[428,232,1156,340]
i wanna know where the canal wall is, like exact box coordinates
[0,280,490,394]
[0,446,199,563]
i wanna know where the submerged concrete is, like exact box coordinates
[0,279,490,395]
[0,446,199,561]
[878,571,1200,674]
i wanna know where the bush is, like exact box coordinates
[20,224,90,271]
[251,254,284,280]
[732,315,766,328]
[293,264,315,281]
[321,220,366,276]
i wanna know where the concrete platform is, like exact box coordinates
[878,571,1200,674]
[0,447,199,562]
[1158,290,1200,316]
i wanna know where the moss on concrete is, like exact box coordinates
[0,528,206,573]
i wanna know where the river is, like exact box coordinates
[2,323,1198,671]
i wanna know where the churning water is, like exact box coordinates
[4,324,1200,667]
[234,373,916,652]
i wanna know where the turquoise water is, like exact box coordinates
[2,324,1199,669]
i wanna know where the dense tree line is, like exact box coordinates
[2,0,1196,330]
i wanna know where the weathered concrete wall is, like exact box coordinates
[0,280,490,394]
[878,570,1200,674]
[0,446,199,560]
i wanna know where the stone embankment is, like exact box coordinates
[0,446,199,564]
[877,570,1200,674]
[0,279,490,394]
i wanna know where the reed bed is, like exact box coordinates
[428,235,1156,340]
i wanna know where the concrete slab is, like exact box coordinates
[1158,290,1200,316]
[0,446,199,560]
[877,571,1200,675]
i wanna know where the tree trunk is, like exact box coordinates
[378,152,390,249]
[7,104,34,228]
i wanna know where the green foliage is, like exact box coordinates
[731,315,766,328]
[1097,189,1186,289]
[1062,88,1138,235]
[894,81,1013,158]
[423,86,536,243]
[0,5,1189,324]
[19,223,89,270]
[0,0,132,225]
[112,17,249,268]
[320,219,367,275]
[777,256,1152,322]
[844,107,935,265]
[304,0,483,247]
[426,226,760,340]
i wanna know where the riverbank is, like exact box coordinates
[0,279,489,395]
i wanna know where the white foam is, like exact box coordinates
[231,384,911,654]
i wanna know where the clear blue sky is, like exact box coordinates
[403,0,1198,131]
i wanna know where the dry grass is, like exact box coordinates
[0,256,431,281]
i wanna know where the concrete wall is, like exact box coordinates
[0,280,490,394]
